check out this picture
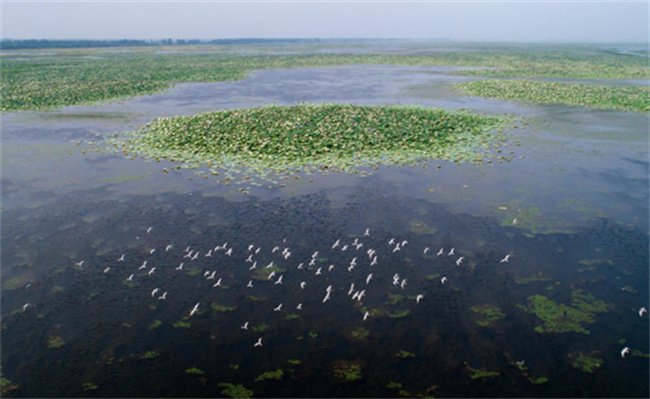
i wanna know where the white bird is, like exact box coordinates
[296,303,303,310]
[249,261,257,270]
[254,337,263,347]
[147,227,153,234]
[312,251,319,259]
[326,285,333,293]
[354,243,363,250]
[184,251,193,259]
[329,265,335,272]
[274,275,283,285]
[423,247,430,255]
[640,307,647,317]
[225,248,233,256]
[245,254,253,263]
[500,254,511,263]
[388,238,395,245]
[512,218,518,225]
[315,267,322,276]
[351,291,360,301]
[213,278,222,287]
[103,267,110,273]
[393,244,401,253]
[191,252,199,260]
[370,256,378,266]
[205,249,213,257]
[266,261,274,269]
[176,263,184,271]
[300,281,306,289]
[248,244,254,252]
[255,247,261,254]
[436,248,444,256]
[247,280,253,288]
[75,260,85,267]
[364,228,370,236]
[159,292,167,300]
[148,267,156,275]
[332,239,340,249]
[184,246,191,253]
[323,292,331,303]
[367,249,376,258]
[241,322,249,330]
[309,259,317,267]
[149,249,156,255]
[272,246,280,253]
[165,245,172,252]
[151,288,160,297]
[441,277,448,284]
[350,257,357,267]
[347,265,355,272]
[621,347,630,358]
[416,294,423,304]
[138,261,148,270]
[118,254,125,262]
[341,245,348,251]
[363,311,370,321]
[190,302,200,316]
[204,271,211,277]
[448,248,455,256]
[267,271,276,280]
[23,303,30,311]
[297,263,304,270]
[516,360,525,366]
[366,274,373,284]
[126,274,134,281]
[400,279,407,289]
[206,271,217,280]
[357,290,366,301]
[348,283,355,295]
[274,303,283,312]
[456,257,464,266]
[402,240,408,247]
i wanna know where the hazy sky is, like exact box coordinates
[2,1,648,43]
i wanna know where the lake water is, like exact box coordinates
[1,64,648,397]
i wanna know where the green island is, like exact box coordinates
[570,352,603,373]
[218,382,253,399]
[254,369,284,382]
[109,104,513,179]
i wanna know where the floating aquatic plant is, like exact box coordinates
[464,362,500,380]
[139,351,161,360]
[47,336,65,348]
[569,352,603,373]
[254,369,284,382]
[218,382,253,399]
[455,80,650,113]
[518,290,613,334]
[470,304,506,326]
[147,319,162,330]
[331,360,362,381]
[185,367,205,375]
[210,303,236,312]
[82,382,98,391]
[350,326,369,340]
[108,104,513,183]
[173,321,191,328]
[396,350,416,358]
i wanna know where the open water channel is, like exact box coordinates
[1,63,648,397]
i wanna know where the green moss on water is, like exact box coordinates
[387,381,403,389]
[389,309,411,318]
[252,264,287,280]
[173,321,191,328]
[308,331,318,339]
[470,304,506,326]
[396,350,415,358]
[287,359,301,365]
[408,220,439,235]
[218,383,253,399]
[351,327,369,340]
[211,303,236,312]
[252,323,270,332]
[385,294,405,305]
[229,364,239,370]
[284,313,300,321]
[518,290,613,334]
[514,276,551,285]
[139,351,160,360]
[254,369,284,382]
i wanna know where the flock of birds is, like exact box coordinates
[20,224,647,364]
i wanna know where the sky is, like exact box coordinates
[2,1,648,43]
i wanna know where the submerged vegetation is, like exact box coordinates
[455,80,650,113]
[109,103,512,179]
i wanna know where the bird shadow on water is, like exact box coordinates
[1,185,648,398]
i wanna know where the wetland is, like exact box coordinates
[1,41,648,398]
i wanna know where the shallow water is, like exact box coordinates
[1,63,648,398]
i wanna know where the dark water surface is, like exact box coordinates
[2,65,648,398]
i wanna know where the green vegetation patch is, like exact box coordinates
[210,303,236,312]
[185,367,205,375]
[109,104,512,179]
[470,304,506,326]
[570,353,603,373]
[455,79,650,113]
[82,382,98,391]
[518,290,613,334]
[47,336,65,348]
[173,321,191,328]
[331,360,363,381]
[464,362,500,380]
[218,383,253,399]
[254,369,284,382]
[350,326,370,340]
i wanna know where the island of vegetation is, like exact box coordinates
[109,103,513,181]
